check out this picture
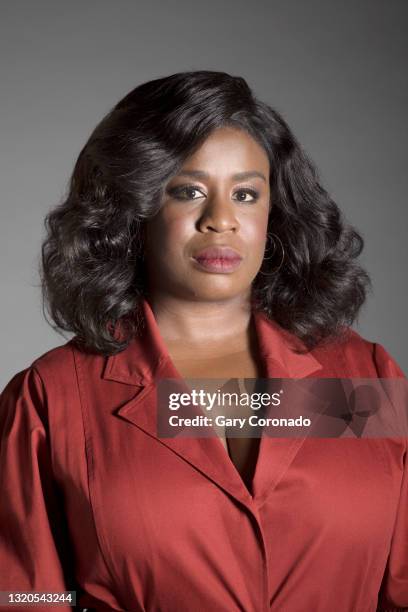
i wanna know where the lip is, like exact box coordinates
[191,245,243,274]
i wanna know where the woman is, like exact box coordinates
[0,71,406,611]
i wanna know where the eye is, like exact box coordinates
[167,185,206,200]
[166,184,260,203]
[233,188,259,203]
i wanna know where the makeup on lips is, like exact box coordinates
[191,246,243,274]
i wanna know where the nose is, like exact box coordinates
[197,191,240,233]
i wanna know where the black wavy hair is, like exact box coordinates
[40,70,371,355]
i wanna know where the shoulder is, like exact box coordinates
[1,338,88,401]
[20,339,79,391]
[312,327,406,378]
[0,338,103,428]
[29,336,108,375]
[0,345,69,421]
[31,339,76,370]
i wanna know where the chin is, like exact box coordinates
[184,282,251,302]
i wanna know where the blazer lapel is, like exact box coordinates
[104,298,328,507]
[247,310,329,503]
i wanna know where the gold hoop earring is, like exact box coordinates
[259,232,284,274]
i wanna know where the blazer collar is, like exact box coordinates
[103,297,323,385]
[103,298,327,511]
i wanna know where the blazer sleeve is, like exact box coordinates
[373,342,408,610]
[0,366,75,611]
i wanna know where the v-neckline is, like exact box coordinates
[114,298,325,507]
[157,315,277,499]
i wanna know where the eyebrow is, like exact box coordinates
[175,170,267,183]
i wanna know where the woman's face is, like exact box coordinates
[144,126,271,303]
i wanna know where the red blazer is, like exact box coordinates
[0,298,407,611]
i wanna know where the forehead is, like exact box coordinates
[181,126,270,174]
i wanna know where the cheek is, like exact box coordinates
[147,214,194,261]
[241,216,268,254]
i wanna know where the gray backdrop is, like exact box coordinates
[1,0,407,389]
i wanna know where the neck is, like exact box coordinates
[146,291,253,349]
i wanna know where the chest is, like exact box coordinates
[171,348,262,379]
[169,350,262,492]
